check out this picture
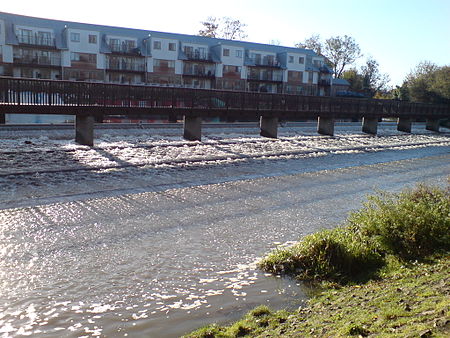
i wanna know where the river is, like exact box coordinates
[0,122,449,337]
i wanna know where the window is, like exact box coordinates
[37,32,52,45]
[18,29,32,44]
[168,43,176,51]
[288,55,294,63]
[223,48,230,57]
[153,41,161,50]
[70,52,80,61]
[299,56,305,64]
[235,50,243,58]
[308,71,313,83]
[89,35,97,44]
[70,32,80,42]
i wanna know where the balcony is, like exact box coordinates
[319,79,331,86]
[249,57,281,68]
[247,73,283,82]
[107,60,146,72]
[13,54,61,67]
[109,43,141,56]
[183,68,215,78]
[184,51,214,63]
[17,35,56,48]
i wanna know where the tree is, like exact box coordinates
[295,34,322,55]
[324,35,362,78]
[360,57,390,95]
[199,17,247,40]
[295,34,362,78]
[403,61,450,104]
[341,57,390,98]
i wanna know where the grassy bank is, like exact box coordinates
[186,184,449,337]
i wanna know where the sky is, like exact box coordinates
[2,0,449,86]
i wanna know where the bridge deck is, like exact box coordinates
[0,76,449,119]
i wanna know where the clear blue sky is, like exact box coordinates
[2,0,449,86]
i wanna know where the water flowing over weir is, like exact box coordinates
[0,123,449,337]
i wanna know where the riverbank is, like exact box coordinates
[187,254,449,337]
[187,184,450,337]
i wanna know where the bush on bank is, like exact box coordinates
[259,183,450,283]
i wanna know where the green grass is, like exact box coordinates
[186,254,450,338]
[259,184,450,283]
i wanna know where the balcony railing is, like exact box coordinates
[248,73,283,82]
[109,43,140,55]
[13,55,61,66]
[184,51,214,62]
[183,68,215,78]
[107,61,146,72]
[17,35,55,47]
[249,58,281,68]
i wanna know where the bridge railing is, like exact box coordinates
[0,76,449,118]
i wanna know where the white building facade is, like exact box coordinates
[0,12,336,96]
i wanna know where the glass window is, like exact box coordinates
[153,41,161,50]
[299,56,305,64]
[288,56,294,63]
[89,35,97,44]
[235,50,243,58]
[223,48,230,57]
[70,32,80,42]
[168,43,176,51]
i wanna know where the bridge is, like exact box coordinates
[0,76,449,146]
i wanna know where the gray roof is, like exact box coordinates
[333,78,350,86]
[0,11,320,57]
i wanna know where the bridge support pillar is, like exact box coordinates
[397,118,412,133]
[183,116,202,141]
[317,116,334,136]
[75,115,94,146]
[362,117,378,135]
[260,116,278,138]
[0,113,5,124]
[426,119,440,132]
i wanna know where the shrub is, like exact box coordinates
[349,184,450,259]
[259,226,384,283]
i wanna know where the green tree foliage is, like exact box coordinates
[198,16,247,40]
[403,61,450,103]
[342,57,391,98]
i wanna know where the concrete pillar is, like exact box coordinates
[0,113,5,124]
[75,115,94,146]
[183,116,202,141]
[317,116,334,136]
[362,117,378,135]
[260,116,278,138]
[426,119,440,132]
[397,118,412,133]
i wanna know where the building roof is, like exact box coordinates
[332,78,350,86]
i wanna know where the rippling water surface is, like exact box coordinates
[0,123,449,336]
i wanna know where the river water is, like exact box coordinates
[0,123,449,337]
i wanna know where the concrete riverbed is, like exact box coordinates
[0,123,449,337]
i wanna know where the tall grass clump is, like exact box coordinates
[259,183,450,283]
[349,184,450,259]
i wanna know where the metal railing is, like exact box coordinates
[0,77,448,120]
[107,61,146,72]
[13,55,61,67]
[184,51,213,62]
[17,35,55,47]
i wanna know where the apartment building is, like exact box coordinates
[0,12,341,96]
